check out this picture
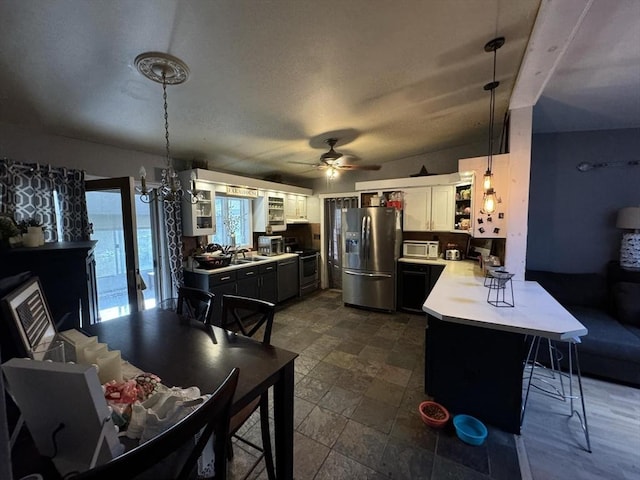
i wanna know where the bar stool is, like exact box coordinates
[521,335,592,452]
[522,337,567,400]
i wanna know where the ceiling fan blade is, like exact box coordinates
[289,161,320,167]
[338,164,381,171]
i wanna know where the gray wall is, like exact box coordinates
[527,128,640,274]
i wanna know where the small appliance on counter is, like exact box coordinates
[445,242,462,261]
[445,249,461,261]
[403,240,439,259]
[257,235,284,256]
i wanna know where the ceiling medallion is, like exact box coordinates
[134,52,190,85]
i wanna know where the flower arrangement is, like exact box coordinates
[223,213,241,246]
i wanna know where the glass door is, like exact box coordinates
[86,177,142,320]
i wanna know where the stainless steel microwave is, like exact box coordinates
[403,240,439,259]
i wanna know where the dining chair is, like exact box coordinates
[221,294,276,480]
[70,367,239,480]
[177,286,216,324]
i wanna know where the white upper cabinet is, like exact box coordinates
[182,181,215,236]
[285,194,307,222]
[403,185,454,231]
[253,192,287,232]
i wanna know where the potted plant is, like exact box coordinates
[0,215,20,248]
[17,217,45,247]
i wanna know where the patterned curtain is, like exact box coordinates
[162,194,184,293]
[324,196,359,289]
[0,159,90,241]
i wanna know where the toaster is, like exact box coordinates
[445,249,461,261]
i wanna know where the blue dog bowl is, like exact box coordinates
[453,414,488,446]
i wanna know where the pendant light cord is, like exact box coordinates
[487,47,498,173]
[162,71,171,168]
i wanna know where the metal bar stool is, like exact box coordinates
[521,335,592,452]
[522,336,567,400]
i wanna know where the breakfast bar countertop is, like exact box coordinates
[422,260,588,341]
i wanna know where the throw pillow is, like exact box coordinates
[613,282,640,327]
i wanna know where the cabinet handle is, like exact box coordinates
[220,276,231,281]
[246,271,255,276]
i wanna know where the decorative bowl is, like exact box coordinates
[418,401,450,428]
[453,414,488,446]
[194,254,232,269]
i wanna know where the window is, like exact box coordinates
[213,195,252,248]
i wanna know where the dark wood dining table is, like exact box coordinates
[83,308,297,480]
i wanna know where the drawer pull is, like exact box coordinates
[220,276,231,281]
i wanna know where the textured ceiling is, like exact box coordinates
[0,1,637,183]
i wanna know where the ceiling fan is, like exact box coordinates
[291,138,381,173]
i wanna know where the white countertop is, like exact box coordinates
[398,256,448,266]
[422,261,588,341]
[185,252,299,275]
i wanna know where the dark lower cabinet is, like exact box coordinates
[236,266,260,299]
[277,258,299,302]
[184,269,236,326]
[184,261,282,326]
[425,315,526,434]
[259,263,278,304]
[0,241,98,329]
[397,261,444,313]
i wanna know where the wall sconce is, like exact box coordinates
[616,206,640,270]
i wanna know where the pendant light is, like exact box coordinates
[135,52,197,204]
[482,37,504,215]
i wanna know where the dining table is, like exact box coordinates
[83,307,298,480]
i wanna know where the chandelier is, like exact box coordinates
[135,52,197,204]
[481,37,504,215]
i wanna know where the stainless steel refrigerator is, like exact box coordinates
[341,207,402,311]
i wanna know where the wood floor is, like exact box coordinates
[519,370,640,480]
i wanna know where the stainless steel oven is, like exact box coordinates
[298,250,319,296]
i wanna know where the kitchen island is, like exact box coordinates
[422,260,587,433]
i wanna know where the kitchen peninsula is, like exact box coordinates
[421,260,587,433]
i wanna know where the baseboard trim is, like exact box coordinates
[515,433,533,480]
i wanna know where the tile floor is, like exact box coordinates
[227,289,521,480]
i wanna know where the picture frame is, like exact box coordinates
[2,358,123,475]
[1,276,57,360]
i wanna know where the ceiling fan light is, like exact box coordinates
[326,167,338,179]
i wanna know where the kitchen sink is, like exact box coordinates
[231,256,271,265]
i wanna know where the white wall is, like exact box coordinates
[1,123,166,181]
[505,107,532,280]
[311,140,487,194]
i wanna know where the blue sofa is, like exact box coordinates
[525,270,640,387]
